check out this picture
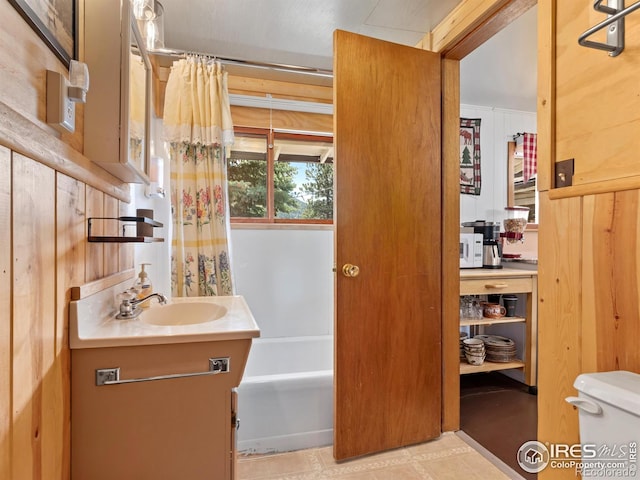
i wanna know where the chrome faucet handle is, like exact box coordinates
[118,289,136,302]
[116,290,141,319]
[115,292,167,319]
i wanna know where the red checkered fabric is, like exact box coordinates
[523,133,537,182]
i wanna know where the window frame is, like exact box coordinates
[230,126,334,225]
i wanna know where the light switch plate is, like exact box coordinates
[46,70,75,132]
[555,159,574,188]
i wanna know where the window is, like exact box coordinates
[228,128,334,223]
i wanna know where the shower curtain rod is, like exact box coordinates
[149,47,334,79]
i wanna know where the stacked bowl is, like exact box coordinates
[459,331,469,359]
[462,338,486,365]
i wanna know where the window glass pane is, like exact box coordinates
[274,137,334,220]
[228,134,268,218]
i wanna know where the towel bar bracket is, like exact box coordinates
[578,0,640,57]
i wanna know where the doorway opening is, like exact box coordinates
[456,4,538,478]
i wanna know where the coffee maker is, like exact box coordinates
[461,220,502,269]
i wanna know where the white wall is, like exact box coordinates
[459,104,536,224]
[230,227,334,339]
[133,118,172,296]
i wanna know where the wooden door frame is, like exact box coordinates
[424,0,538,432]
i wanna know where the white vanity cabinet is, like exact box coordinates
[71,340,249,480]
[459,267,537,387]
[83,0,152,183]
[69,279,259,479]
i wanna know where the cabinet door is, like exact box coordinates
[71,341,250,480]
[74,378,228,480]
[541,0,640,190]
[84,0,151,183]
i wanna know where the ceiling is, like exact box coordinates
[157,0,537,111]
[159,0,461,72]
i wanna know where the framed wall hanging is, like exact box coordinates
[459,118,481,195]
[9,0,76,68]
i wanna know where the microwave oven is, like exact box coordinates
[460,232,483,268]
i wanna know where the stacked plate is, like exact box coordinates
[475,334,517,362]
[462,338,485,365]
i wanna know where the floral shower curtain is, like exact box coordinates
[163,58,235,296]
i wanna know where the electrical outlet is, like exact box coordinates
[46,70,75,132]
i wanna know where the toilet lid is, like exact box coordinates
[574,371,640,416]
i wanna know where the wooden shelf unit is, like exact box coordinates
[460,316,525,327]
[87,216,165,243]
[459,359,526,375]
[459,267,537,387]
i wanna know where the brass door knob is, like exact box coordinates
[342,264,360,277]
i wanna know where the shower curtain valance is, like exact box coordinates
[163,58,235,147]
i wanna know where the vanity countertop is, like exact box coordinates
[70,279,260,349]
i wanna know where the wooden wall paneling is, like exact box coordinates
[103,195,119,276]
[0,2,82,153]
[85,186,105,282]
[0,145,11,480]
[536,0,555,193]
[581,193,602,376]
[441,57,461,432]
[555,1,640,187]
[230,106,332,133]
[584,191,640,372]
[0,102,130,204]
[56,173,87,480]
[12,153,56,480]
[537,192,583,479]
[228,76,333,103]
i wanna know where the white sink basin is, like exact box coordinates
[69,279,260,349]
[140,302,227,326]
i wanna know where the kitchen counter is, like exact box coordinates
[502,257,538,265]
[460,267,537,279]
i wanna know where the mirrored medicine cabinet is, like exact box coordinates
[84,0,152,184]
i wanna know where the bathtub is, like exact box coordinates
[236,335,334,454]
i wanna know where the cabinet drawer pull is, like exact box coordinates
[484,283,508,289]
[95,357,230,386]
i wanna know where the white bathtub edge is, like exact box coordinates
[239,369,333,388]
[237,428,333,455]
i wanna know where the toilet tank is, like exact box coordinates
[568,370,640,448]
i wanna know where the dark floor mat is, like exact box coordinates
[461,373,537,479]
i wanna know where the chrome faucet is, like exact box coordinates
[116,291,168,319]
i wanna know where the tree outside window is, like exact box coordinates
[228,128,333,223]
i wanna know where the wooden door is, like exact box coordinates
[333,30,442,460]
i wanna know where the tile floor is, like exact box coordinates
[237,432,516,479]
